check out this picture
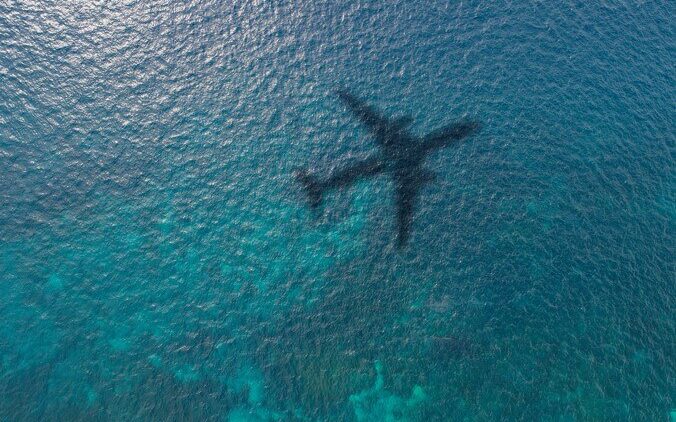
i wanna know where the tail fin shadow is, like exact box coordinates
[294,168,323,209]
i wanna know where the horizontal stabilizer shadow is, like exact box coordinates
[294,168,323,208]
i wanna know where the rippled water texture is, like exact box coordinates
[1,1,674,420]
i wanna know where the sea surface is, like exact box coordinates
[0,1,674,420]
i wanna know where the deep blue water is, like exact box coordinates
[0,1,674,420]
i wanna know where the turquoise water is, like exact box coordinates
[1,1,674,420]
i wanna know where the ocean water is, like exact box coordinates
[0,0,674,420]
